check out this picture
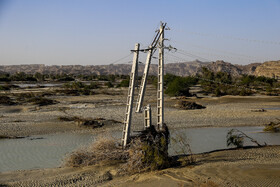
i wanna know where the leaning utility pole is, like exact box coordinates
[157,22,165,131]
[121,43,140,148]
[121,22,168,148]
[135,46,153,113]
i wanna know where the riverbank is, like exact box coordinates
[1,145,279,186]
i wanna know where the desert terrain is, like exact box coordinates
[0,83,279,186]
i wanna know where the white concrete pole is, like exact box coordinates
[157,23,164,130]
[122,43,140,148]
[135,46,153,113]
[144,104,152,129]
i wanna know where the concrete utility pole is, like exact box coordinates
[135,46,153,113]
[144,104,152,129]
[121,43,140,148]
[121,22,168,148]
[157,22,165,130]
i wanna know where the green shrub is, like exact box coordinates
[118,79,130,87]
[165,77,192,97]
[62,81,95,95]
[263,120,280,132]
[58,76,75,81]
[0,95,15,105]
[0,85,10,91]
[106,81,114,88]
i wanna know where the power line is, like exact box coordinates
[176,49,213,62]
[108,53,133,65]
[171,40,266,62]
[175,29,280,45]
[178,49,262,63]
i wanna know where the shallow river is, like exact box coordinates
[0,126,279,172]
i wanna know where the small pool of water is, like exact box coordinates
[15,83,62,88]
[0,133,95,172]
[0,126,279,172]
[169,126,280,155]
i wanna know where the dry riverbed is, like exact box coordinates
[0,87,280,186]
[0,92,279,137]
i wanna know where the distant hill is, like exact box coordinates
[254,61,280,78]
[0,60,279,78]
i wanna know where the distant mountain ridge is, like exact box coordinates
[0,60,279,78]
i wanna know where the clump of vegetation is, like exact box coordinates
[0,85,10,91]
[58,116,81,122]
[65,136,128,167]
[13,92,58,106]
[27,96,58,106]
[227,129,263,148]
[0,95,16,105]
[66,124,173,174]
[0,135,10,139]
[0,84,20,90]
[0,135,25,139]
[10,72,38,82]
[164,74,198,97]
[124,125,170,172]
[105,81,114,88]
[117,79,130,87]
[199,67,279,96]
[62,81,97,95]
[59,115,121,129]
[170,132,196,166]
[263,119,280,132]
[175,100,205,110]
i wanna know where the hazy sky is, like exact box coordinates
[0,0,280,66]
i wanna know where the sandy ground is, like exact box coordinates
[0,146,279,187]
[0,90,279,136]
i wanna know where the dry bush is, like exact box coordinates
[170,132,196,166]
[59,115,121,129]
[227,129,264,148]
[66,125,171,174]
[123,137,169,173]
[66,125,197,175]
[58,116,81,122]
[175,100,205,110]
[121,125,170,173]
[0,95,15,105]
[65,136,128,167]
[263,119,280,132]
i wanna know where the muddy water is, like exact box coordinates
[0,126,279,172]
[0,133,95,172]
[169,126,280,155]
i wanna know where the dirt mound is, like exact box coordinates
[175,100,206,110]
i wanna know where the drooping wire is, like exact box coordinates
[171,40,266,62]
[108,53,133,65]
[175,29,280,45]
[176,49,213,62]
